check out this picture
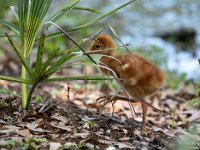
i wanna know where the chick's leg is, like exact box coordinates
[97,95,140,105]
[142,102,148,131]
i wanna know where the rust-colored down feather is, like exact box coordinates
[90,34,165,131]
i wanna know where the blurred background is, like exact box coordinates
[77,0,200,81]
[0,0,199,82]
[0,1,199,148]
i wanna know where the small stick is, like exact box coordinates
[97,95,170,114]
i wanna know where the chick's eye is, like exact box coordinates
[95,45,100,49]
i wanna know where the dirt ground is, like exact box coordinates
[0,56,200,149]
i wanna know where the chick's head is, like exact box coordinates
[90,34,116,56]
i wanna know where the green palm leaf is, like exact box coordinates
[34,27,46,78]
[46,0,136,39]
[47,0,79,23]
[0,75,32,84]
[0,20,19,34]
[5,33,34,79]
[46,76,112,82]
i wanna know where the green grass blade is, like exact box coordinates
[46,21,97,64]
[73,6,102,14]
[6,33,34,79]
[18,0,30,109]
[0,75,32,84]
[44,53,75,77]
[42,44,80,77]
[26,0,52,55]
[41,48,60,75]
[26,0,43,53]
[47,0,79,23]
[18,0,29,48]
[34,28,46,77]
[0,20,19,34]
[10,6,19,22]
[68,0,136,31]
[42,44,81,75]
[45,0,136,38]
[0,34,20,38]
[45,76,112,83]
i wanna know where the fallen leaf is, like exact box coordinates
[119,137,130,141]
[114,142,135,149]
[51,114,68,123]
[98,139,113,145]
[17,129,31,138]
[49,142,61,150]
[73,132,89,138]
[52,125,72,132]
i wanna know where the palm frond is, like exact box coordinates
[0,20,19,34]
[26,0,52,55]
[73,6,102,14]
[5,33,34,79]
[45,0,136,38]
[0,75,32,84]
[10,6,19,22]
[34,27,46,78]
[47,0,79,23]
[45,76,112,82]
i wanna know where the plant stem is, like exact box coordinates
[25,82,38,110]
[21,65,29,109]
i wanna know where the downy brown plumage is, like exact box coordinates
[90,34,165,131]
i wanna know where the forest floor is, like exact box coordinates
[0,57,200,150]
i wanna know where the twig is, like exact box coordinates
[97,95,170,114]
[46,21,97,64]
[109,26,137,64]
[67,82,70,101]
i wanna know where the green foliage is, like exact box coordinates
[0,88,19,96]
[187,82,200,107]
[27,138,47,149]
[0,138,47,149]
[0,100,7,107]
[34,95,43,102]
[0,0,136,110]
[171,106,177,129]
[176,59,200,149]
[0,139,17,149]
[187,58,200,107]
[87,121,97,127]
[110,80,121,91]
[3,114,12,123]
[175,122,200,150]
[195,82,200,95]
[58,143,93,150]
[166,71,186,89]
[187,98,200,107]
